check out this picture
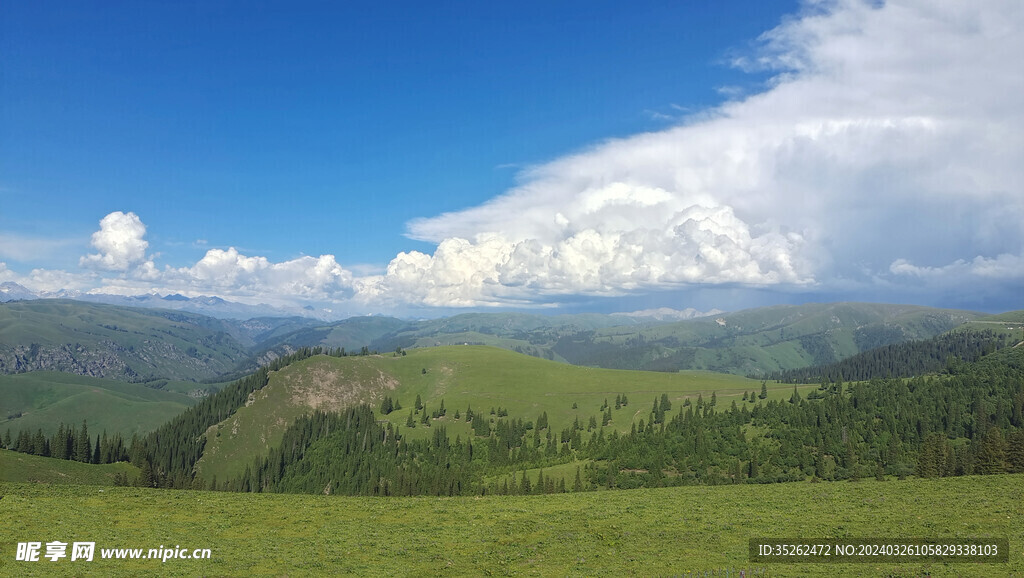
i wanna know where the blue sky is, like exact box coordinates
[2,1,1022,317]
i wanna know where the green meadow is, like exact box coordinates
[0,450,138,486]
[1,474,1020,576]
[0,372,197,438]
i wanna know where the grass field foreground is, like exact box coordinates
[1,474,1021,576]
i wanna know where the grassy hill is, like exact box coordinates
[0,473,1019,576]
[0,371,198,438]
[0,300,252,382]
[196,346,798,482]
[0,449,138,485]
[956,310,1024,343]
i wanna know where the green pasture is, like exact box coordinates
[0,372,196,438]
[0,450,138,486]
[0,474,1019,576]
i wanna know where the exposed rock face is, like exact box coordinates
[0,340,238,382]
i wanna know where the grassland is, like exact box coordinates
[0,474,1020,576]
[196,346,812,481]
[955,310,1024,344]
[0,450,138,485]
[0,371,197,438]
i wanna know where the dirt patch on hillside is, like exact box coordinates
[288,362,402,412]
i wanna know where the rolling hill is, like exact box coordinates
[195,345,783,482]
[0,371,199,438]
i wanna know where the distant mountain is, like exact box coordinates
[550,302,981,375]
[0,300,254,382]
[0,284,342,320]
[0,298,987,383]
[0,282,37,302]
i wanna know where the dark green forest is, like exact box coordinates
[769,329,1013,383]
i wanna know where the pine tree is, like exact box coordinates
[76,420,90,462]
[759,381,768,400]
[573,467,583,492]
[415,394,423,411]
[1006,430,1024,473]
[406,411,415,428]
[975,427,1007,474]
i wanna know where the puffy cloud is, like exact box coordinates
[168,248,354,301]
[73,212,355,305]
[384,0,1023,307]
[79,211,153,272]
[0,261,97,293]
[890,253,1024,280]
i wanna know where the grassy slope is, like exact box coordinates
[0,372,197,437]
[561,302,981,375]
[0,449,138,485]
[0,474,1019,576]
[197,346,808,482]
[955,310,1024,344]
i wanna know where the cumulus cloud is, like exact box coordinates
[0,261,97,293]
[79,211,153,272]
[166,248,354,301]
[374,0,1023,307]
[68,212,356,306]
[890,253,1024,280]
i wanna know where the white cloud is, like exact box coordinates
[0,261,97,293]
[380,0,1023,307]
[890,253,1024,280]
[168,248,354,301]
[79,211,153,272]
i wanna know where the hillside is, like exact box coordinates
[0,371,198,437]
[552,302,980,375]
[0,300,255,381]
[0,449,138,485]
[195,346,773,482]
[770,328,1014,383]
